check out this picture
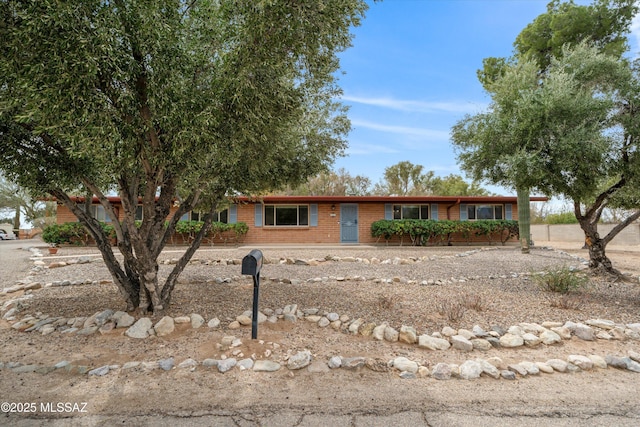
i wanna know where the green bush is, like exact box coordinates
[534,266,589,294]
[43,222,115,246]
[545,212,578,224]
[370,219,519,246]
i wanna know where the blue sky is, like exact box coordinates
[333,0,640,195]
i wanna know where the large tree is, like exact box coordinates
[472,0,638,254]
[453,43,640,275]
[277,168,373,196]
[0,0,367,313]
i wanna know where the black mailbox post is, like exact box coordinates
[241,249,263,339]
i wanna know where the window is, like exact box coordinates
[467,205,503,220]
[264,205,309,226]
[392,205,429,220]
[89,205,110,222]
[135,206,143,221]
[180,209,228,223]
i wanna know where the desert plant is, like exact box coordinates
[549,293,588,310]
[436,299,465,322]
[534,266,590,294]
[460,292,487,312]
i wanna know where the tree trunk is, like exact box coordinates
[579,220,617,275]
[516,186,530,254]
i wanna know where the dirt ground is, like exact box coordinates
[1,240,639,424]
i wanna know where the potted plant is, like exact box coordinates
[42,224,63,254]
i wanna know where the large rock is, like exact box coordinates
[288,350,312,370]
[392,357,418,373]
[398,325,417,344]
[499,333,524,348]
[116,313,135,328]
[383,326,399,342]
[190,313,205,329]
[154,316,175,337]
[253,360,280,372]
[372,324,387,341]
[546,359,568,372]
[567,355,593,370]
[125,318,153,339]
[540,330,562,345]
[574,324,595,341]
[217,358,237,373]
[431,363,452,380]
[475,359,500,379]
[418,335,451,351]
[451,335,473,352]
[459,360,482,380]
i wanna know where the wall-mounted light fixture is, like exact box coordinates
[331,204,336,211]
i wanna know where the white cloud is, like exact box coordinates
[346,142,400,155]
[351,119,450,141]
[342,95,487,114]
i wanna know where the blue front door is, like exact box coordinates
[340,204,358,243]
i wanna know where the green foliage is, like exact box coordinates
[42,222,114,246]
[545,212,579,224]
[173,220,248,238]
[370,220,519,246]
[0,0,368,311]
[534,266,589,294]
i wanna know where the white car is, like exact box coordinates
[0,229,17,240]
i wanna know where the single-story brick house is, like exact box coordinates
[55,195,547,245]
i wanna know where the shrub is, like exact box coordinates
[370,219,519,246]
[534,266,589,294]
[436,299,465,322]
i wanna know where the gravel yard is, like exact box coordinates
[15,244,640,331]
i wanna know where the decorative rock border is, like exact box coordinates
[2,246,639,380]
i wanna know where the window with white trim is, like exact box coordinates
[392,204,429,220]
[264,205,309,226]
[467,204,503,220]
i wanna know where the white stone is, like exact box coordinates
[523,333,541,347]
[418,335,451,351]
[383,326,399,342]
[535,362,554,374]
[154,316,175,337]
[125,318,153,339]
[471,339,492,351]
[500,333,524,348]
[550,326,572,340]
[585,319,616,330]
[208,318,221,328]
[190,313,205,329]
[392,357,418,374]
[546,359,569,372]
[540,330,562,345]
[519,361,540,375]
[568,355,594,370]
[475,358,500,379]
[588,355,607,369]
[441,326,457,337]
[399,325,418,344]
[507,326,525,336]
[372,323,387,341]
[451,335,473,352]
[459,360,483,380]
[288,350,312,370]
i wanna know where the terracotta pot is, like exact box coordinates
[48,247,58,255]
